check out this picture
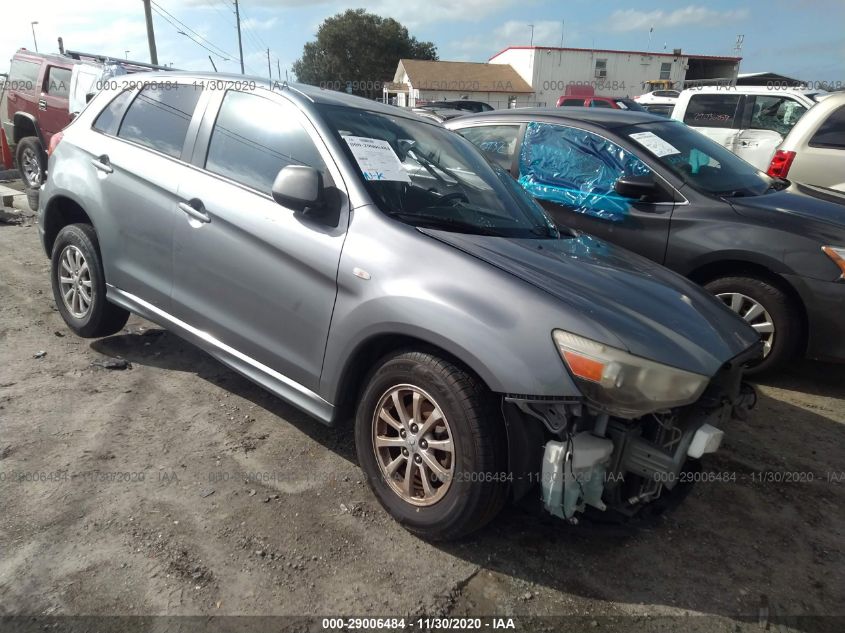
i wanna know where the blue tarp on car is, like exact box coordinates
[518,122,651,221]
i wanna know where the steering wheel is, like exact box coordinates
[438,192,469,206]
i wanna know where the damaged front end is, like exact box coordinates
[505,336,760,522]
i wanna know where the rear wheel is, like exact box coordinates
[51,223,130,338]
[355,351,508,540]
[16,137,45,189]
[705,275,801,374]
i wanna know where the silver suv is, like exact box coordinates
[39,74,760,539]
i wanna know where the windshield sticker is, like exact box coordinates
[628,131,681,157]
[343,136,411,183]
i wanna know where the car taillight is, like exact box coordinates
[47,131,64,157]
[767,150,796,179]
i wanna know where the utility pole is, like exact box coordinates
[276,59,281,80]
[30,21,39,52]
[266,48,271,80]
[209,55,218,72]
[142,0,158,65]
[234,0,245,74]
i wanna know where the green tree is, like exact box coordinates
[292,9,437,99]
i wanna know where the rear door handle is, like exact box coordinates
[90,155,113,174]
[178,200,211,223]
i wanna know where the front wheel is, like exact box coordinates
[705,275,801,374]
[355,351,508,540]
[50,223,130,338]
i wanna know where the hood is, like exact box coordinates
[730,183,845,230]
[420,229,760,376]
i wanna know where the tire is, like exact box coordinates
[16,137,45,189]
[26,187,39,212]
[50,223,130,338]
[355,351,508,540]
[705,275,801,374]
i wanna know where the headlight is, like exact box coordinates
[822,246,845,280]
[552,329,709,418]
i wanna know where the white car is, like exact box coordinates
[634,89,680,105]
[768,92,845,191]
[671,86,818,170]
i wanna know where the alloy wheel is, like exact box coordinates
[58,245,93,319]
[21,147,42,188]
[372,384,455,506]
[717,292,775,357]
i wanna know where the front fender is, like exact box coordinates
[319,206,584,403]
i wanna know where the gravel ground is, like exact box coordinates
[0,208,843,633]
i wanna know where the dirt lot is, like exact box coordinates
[0,194,843,632]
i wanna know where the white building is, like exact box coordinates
[384,59,535,109]
[489,46,742,104]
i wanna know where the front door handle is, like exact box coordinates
[90,155,113,174]
[178,200,211,223]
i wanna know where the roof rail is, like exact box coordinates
[64,50,177,72]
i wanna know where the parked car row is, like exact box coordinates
[556,85,843,189]
[40,73,768,540]
[447,107,845,375]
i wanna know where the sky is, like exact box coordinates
[2,0,843,84]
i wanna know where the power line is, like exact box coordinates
[150,5,232,61]
[151,0,233,60]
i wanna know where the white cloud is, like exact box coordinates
[242,17,279,31]
[448,20,574,61]
[190,0,525,27]
[607,6,750,33]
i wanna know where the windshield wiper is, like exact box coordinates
[387,211,504,236]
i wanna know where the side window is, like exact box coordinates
[205,90,327,194]
[8,59,40,92]
[809,105,845,149]
[118,84,202,159]
[746,95,807,135]
[456,125,520,170]
[93,89,135,134]
[518,122,654,219]
[683,94,741,128]
[45,67,72,99]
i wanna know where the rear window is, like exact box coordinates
[809,105,845,149]
[683,94,741,128]
[8,58,40,93]
[455,125,520,170]
[46,66,72,99]
[118,84,202,159]
[559,98,584,107]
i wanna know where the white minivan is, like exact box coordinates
[672,87,819,170]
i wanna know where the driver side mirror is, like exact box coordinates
[614,175,659,201]
[272,165,325,213]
